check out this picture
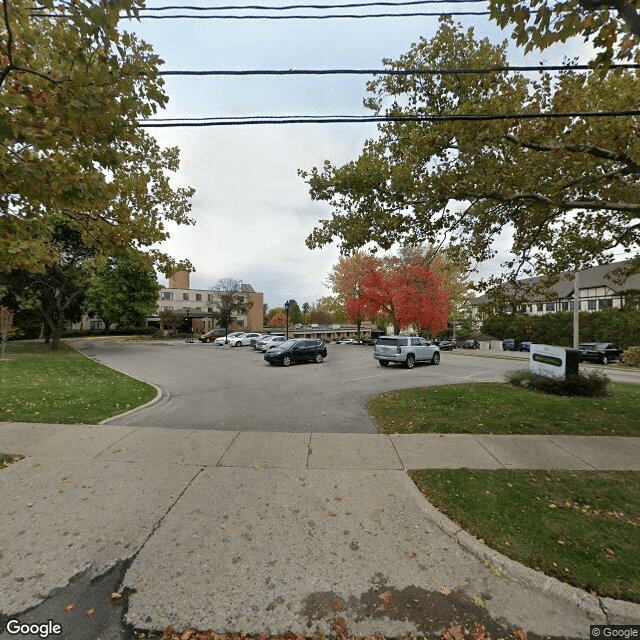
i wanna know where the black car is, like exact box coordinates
[437,340,454,351]
[502,339,517,351]
[578,342,621,365]
[264,338,327,366]
[462,339,480,349]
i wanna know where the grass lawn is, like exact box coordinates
[0,340,156,424]
[411,469,640,603]
[369,381,640,436]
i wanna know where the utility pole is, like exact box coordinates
[573,270,580,349]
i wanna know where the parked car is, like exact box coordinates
[339,338,356,344]
[264,338,327,366]
[213,332,245,346]
[462,339,480,349]
[256,335,288,352]
[229,332,262,347]
[578,342,621,365]
[519,341,532,352]
[249,334,270,347]
[437,340,454,351]
[198,329,224,343]
[363,338,377,346]
[373,335,440,368]
[502,339,517,351]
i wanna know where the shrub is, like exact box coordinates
[507,369,610,397]
[621,346,640,368]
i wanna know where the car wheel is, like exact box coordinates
[432,352,440,365]
[283,355,292,367]
[405,354,415,369]
[602,356,608,365]
[379,360,389,367]
[314,353,324,363]
[235,341,242,347]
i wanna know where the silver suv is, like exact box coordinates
[373,336,440,368]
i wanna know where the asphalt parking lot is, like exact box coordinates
[80,339,538,432]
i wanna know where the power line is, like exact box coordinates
[139,0,489,9]
[138,110,640,127]
[157,64,640,76]
[33,10,489,19]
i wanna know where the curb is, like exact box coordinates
[398,472,640,627]
[68,338,164,425]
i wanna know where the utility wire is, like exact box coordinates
[157,64,640,76]
[138,110,640,127]
[138,0,488,9]
[33,9,490,18]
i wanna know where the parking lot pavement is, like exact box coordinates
[80,340,530,432]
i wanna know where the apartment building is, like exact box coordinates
[466,260,640,320]
[153,271,264,333]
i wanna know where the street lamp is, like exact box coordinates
[186,308,193,343]
[284,301,290,339]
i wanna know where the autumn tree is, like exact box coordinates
[327,250,381,335]
[0,306,13,358]
[210,278,254,338]
[1,0,194,275]
[84,250,160,332]
[488,0,640,67]
[301,18,640,291]
[268,312,287,328]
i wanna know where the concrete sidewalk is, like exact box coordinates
[1,422,639,640]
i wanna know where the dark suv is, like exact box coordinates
[264,338,327,366]
[502,339,517,351]
[578,342,621,365]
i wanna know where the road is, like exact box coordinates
[77,339,640,432]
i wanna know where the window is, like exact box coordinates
[546,302,555,312]
[196,293,202,301]
[208,294,214,302]
[537,304,543,312]
[183,293,189,301]
[208,307,213,313]
[588,300,596,311]
[236,320,244,327]
[161,291,173,300]
[598,298,613,309]
[561,302,568,311]
[90,320,102,330]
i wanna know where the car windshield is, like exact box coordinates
[276,339,298,349]
[579,343,596,348]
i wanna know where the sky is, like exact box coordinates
[124,3,588,309]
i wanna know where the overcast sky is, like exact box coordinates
[125,3,587,309]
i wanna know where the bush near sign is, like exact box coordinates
[530,344,579,380]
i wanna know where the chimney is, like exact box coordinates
[168,271,190,289]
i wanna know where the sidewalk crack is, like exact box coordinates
[216,431,241,466]
[547,436,598,470]
[306,433,312,469]
[471,435,505,468]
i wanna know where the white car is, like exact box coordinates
[256,335,288,352]
[213,332,246,346]
[250,334,271,349]
[229,332,262,347]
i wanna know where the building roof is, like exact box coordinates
[469,260,640,306]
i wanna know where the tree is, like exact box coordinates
[327,250,381,335]
[0,306,13,358]
[268,312,287,328]
[1,0,195,275]
[0,225,93,349]
[84,250,160,332]
[356,261,451,335]
[159,309,180,335]
[301,18,640,291]
[210,278,254,337]
[488,0,640,67]
[286,300,303,325]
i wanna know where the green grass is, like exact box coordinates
[411,469,640,602]
[0,452,23,469]
[0,340,157,423]
[369,382,640,435]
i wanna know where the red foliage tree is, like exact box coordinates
[358,263,451,335]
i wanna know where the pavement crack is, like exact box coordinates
[216,431,241,466]
[471,435,505,468]
[306,432,312,468]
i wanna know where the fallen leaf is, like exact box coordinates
[409,549,417,558]
[472,595,485,608]
[64,603,75,613]
[557,540,566,545]
[440,587,454,596]
[181,630,195,640]
[252,464,260,470]
[377,591,393,612]
[327,512,337,517]
[112,449,122,454]
[86,608,95,617]
[442,623,463,640]
[548,503,557,509]
[331,601,343,610]
[110,592,123,601]
[605,548,616,557]
[514,630,528,640]
[220,523,229,531]
[26,502,34,508]
[473,622,490,640]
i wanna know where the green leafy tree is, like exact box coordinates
[84,251,160,332]
[0,306,13,358]
[1,0,194,275]
[286,300,302,325]
[301,18,640,290]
